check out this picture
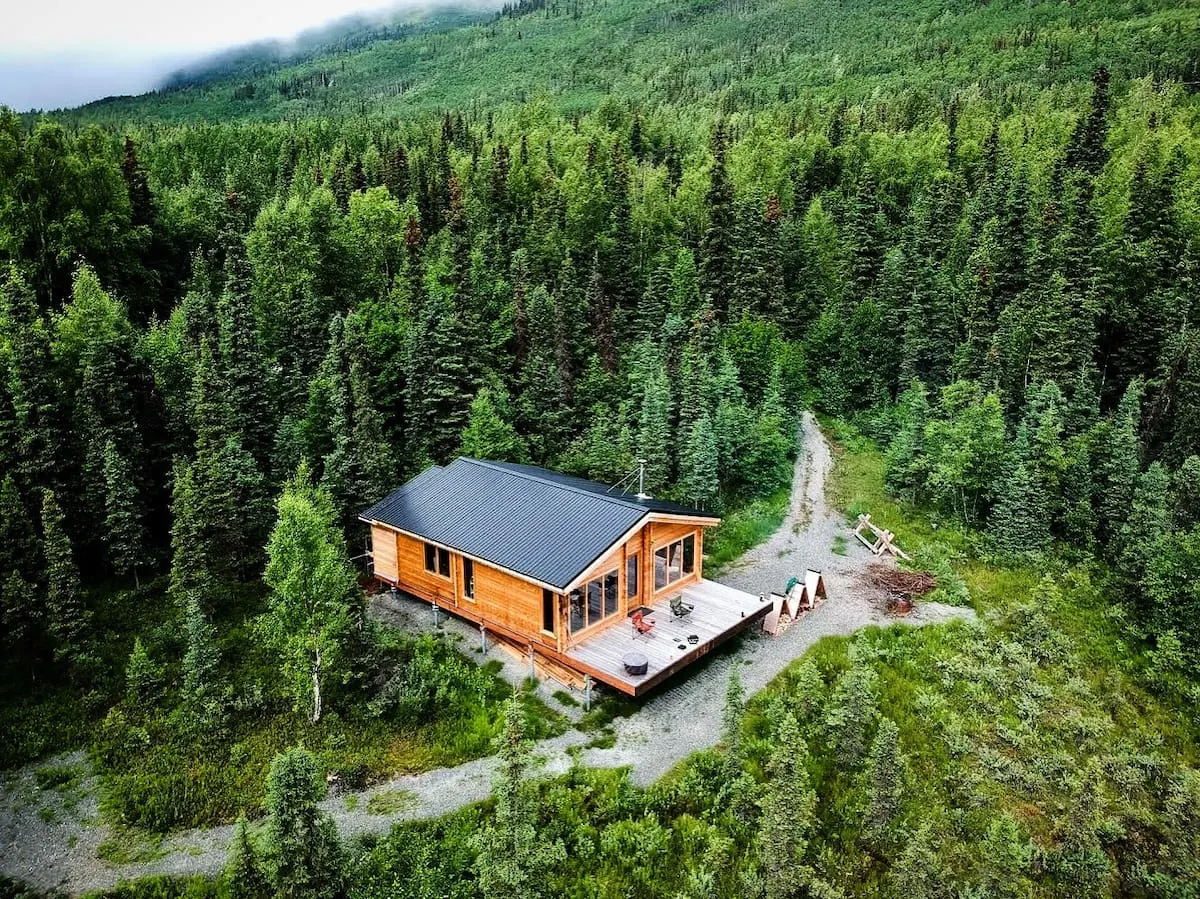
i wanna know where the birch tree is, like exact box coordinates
[261,468,356,723]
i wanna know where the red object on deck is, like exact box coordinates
[631,609,656,637]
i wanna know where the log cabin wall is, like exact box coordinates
[371,517,706,657]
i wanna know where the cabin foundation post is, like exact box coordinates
[480,625,488,654]
[528,645,536,680]
[584,674,592,710]
[431,602,441,628]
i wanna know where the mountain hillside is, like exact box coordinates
[66,0,1198,123]
[2,0,1199,896]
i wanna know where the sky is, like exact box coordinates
[0,0,421,111]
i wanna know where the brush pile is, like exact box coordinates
[863,563,935,615]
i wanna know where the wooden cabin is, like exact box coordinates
[361,459,770,695]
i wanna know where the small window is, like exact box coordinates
[424,543,450,578]
[569,589,585,632]
[604,571,619,616]
[654,547,668,591]
[462,557,475,599]
[626,555,639,599]
[683,535,695,574]
[542,589,555,633]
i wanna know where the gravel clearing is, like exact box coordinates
[0,412,974,895]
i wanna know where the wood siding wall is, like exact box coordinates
[369,516,706,658]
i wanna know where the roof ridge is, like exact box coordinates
[459,458,649,513]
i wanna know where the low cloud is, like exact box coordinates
[0,0,502,112]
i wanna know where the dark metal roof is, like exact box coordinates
[363,458,713,589]
[485,461,715,518]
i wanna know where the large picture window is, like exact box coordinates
[569,567,621,634]
[424,542,450,578]
[626,554,639,599]
[655,533,698,591]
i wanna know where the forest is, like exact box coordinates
[1,0,1199,895]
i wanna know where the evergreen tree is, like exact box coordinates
[700,123,735,318]
[636,360,673,495]
[102,439,148,585]
[182,590,222,712]
[473,697,565,899]
[1,267,63,493]
[124,637,163,710]
[756,713,817,899]
[862,716,904,850]
[42,489,89,672]
[461,386,527,462]
[216,242,275,469]
[263,748,345,899]
[678,412,720,509]
[989,436,1051,559]
[825,663,877,768]
[1115,462,1172,594]
[226,816,270,899]
[1062,67,1112,177]
[1093,381,1142,543]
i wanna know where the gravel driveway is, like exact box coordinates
[0,412,974,895]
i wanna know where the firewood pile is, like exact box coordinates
[863,563,935,616]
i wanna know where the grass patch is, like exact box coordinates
[704,487,790,575]
[96,831,165,865]
[831,534,848,556]
[344,794,359,811]
[552,690,580,708]
[365,788,417,816]
[584,728,616,749]
[35,764,85,792]
[576,692,639,733]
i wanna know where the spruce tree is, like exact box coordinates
[862,716,905,850]
[102,439,148,585]
[679,412,720,509]
[700,123,735,318]
[460,387,527,462]
[756,713,817,899]
[124,636,163,711]
[42,489,89,672]
[216,243,275,469]
[226,816,270,899]
[182,590,222,712]
[1115,462,1172,594]
[473,697,564,899]
[825,663,878,768]
[1,267,63,493]
[263,748,345,899]
[1093,381,1142,543]
[636,360,673,495]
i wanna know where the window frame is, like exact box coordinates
[568,566,622,635]
[654,532,699,591]
[423,542,451,579]
[542,589,556,634]
[462,557,475,600]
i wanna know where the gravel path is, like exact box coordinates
[0,412,974,895]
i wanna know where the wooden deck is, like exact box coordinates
[564,579,772,695]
